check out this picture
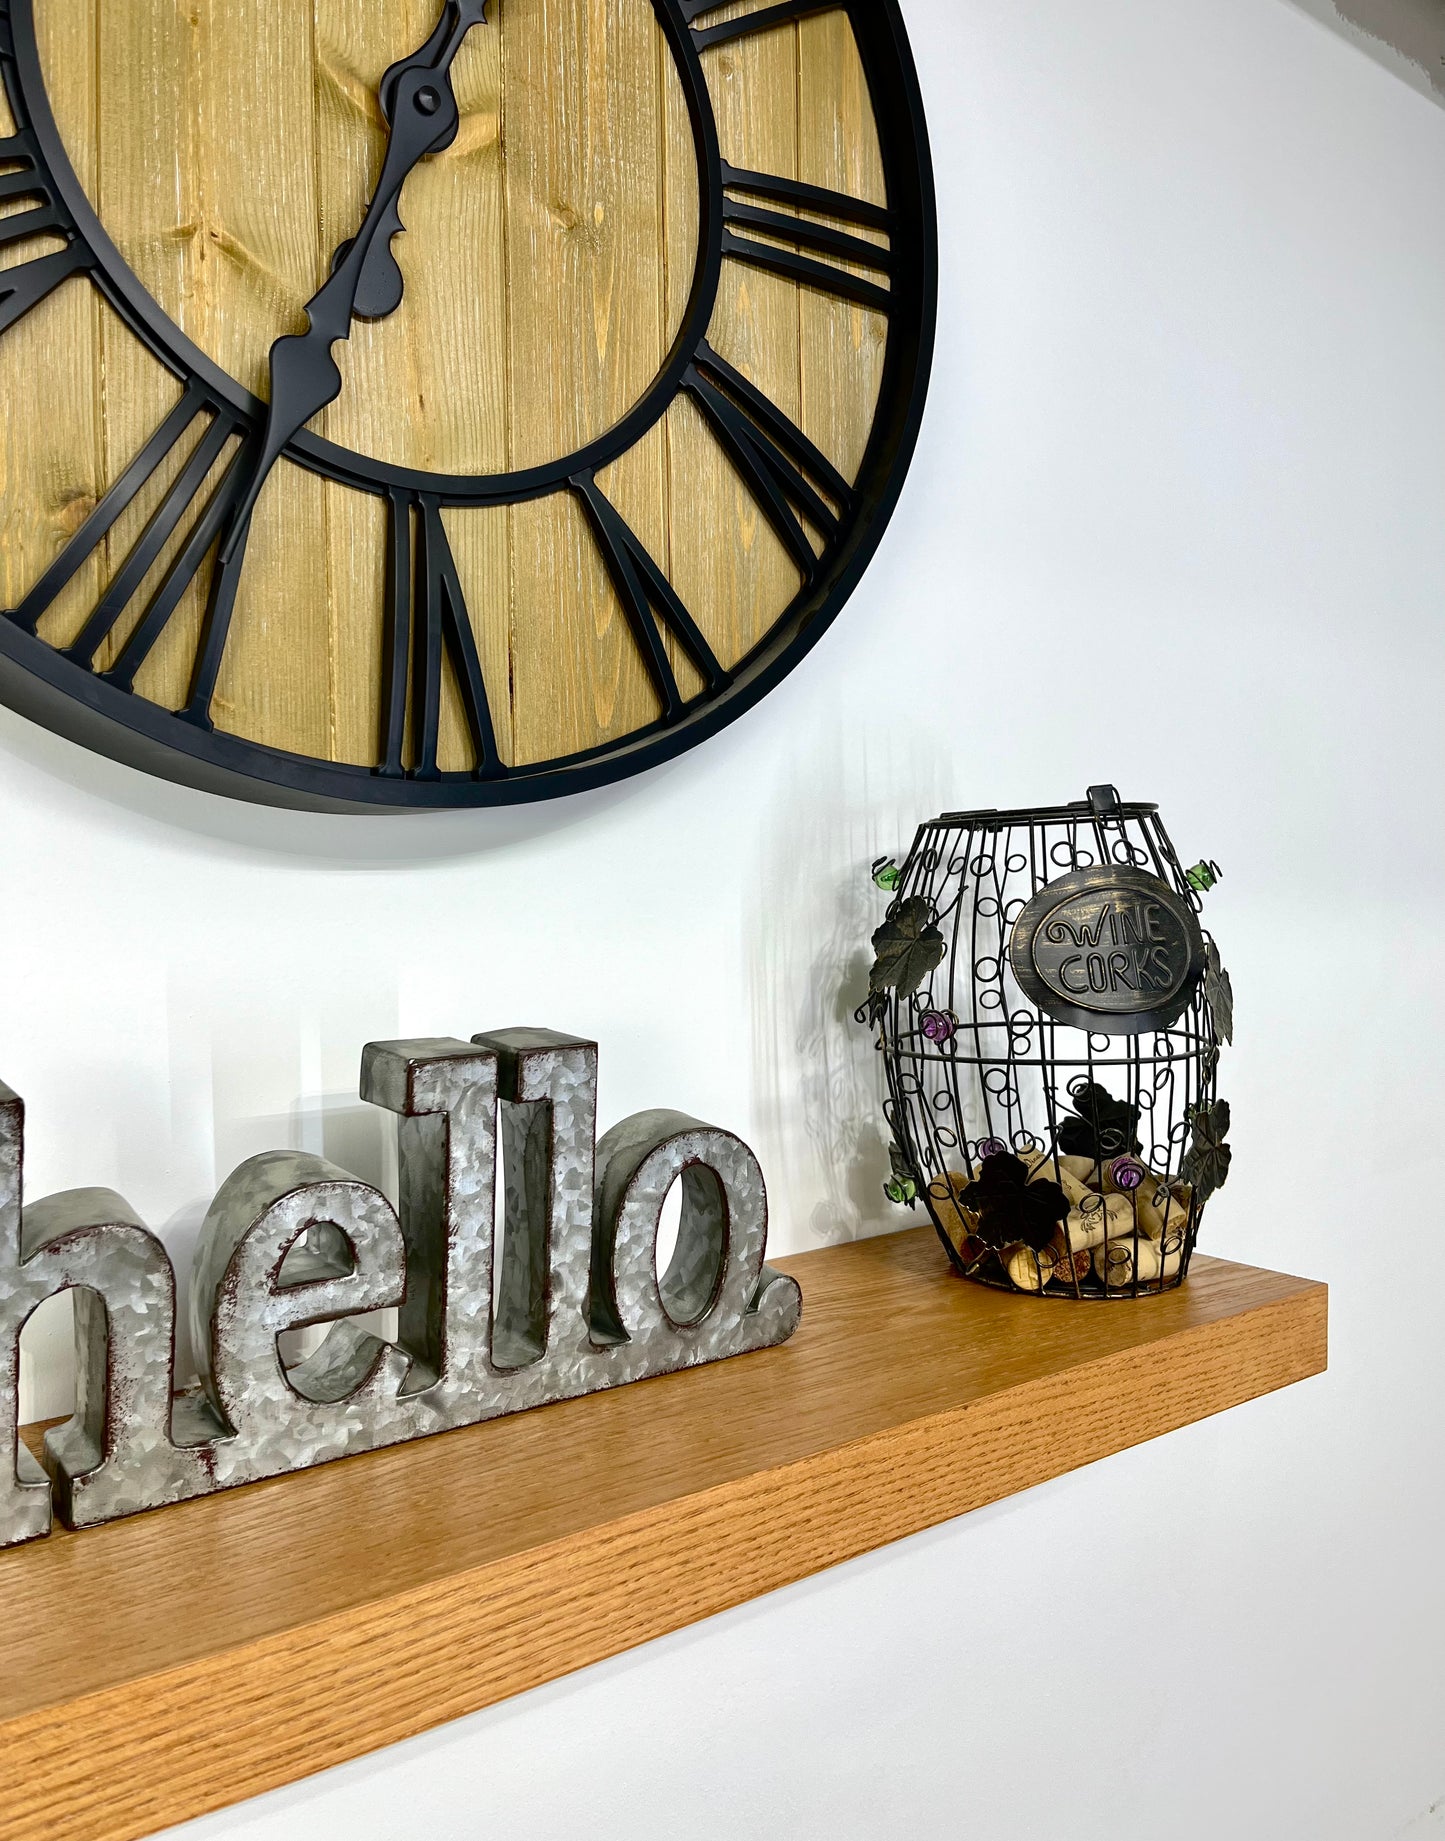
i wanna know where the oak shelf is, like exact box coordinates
[0,1229,1326,1841]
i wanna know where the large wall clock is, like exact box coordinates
[0,0,934,810]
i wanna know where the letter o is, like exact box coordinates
[589,1111,768,1351]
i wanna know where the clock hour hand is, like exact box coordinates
[218,0,492,566]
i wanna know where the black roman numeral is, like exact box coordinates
[684,0,836,53]
[722,163,891,236]
[379,491,503,781]
[5,383,255,725]
[0,131,91,335]
[682,340,853,583]
[571,473,727,724]
[721,162,892,315]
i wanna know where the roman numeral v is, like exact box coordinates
[571,472,727,725]
[379,491,504,781]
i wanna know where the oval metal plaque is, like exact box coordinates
[1008,866,1204,1035]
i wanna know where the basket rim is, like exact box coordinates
[926,800,1161,831]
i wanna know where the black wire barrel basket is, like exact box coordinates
[860,787,1234,1297]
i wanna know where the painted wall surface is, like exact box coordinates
[2,0,1442,1834]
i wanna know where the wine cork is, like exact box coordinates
[1133,1185,1192,1244]
[1021,1152,1094,1210]
[1062,1192,1131,1252]
[1135,1182,1191,1242]
[1004,1243,1054,1292]
[1046,1239,1092,1287]
[930,1172,978,1260]
[1093,1234,1184,1291]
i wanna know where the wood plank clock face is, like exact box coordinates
[0,0,934,811]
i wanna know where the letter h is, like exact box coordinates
[0,1082,205,1548]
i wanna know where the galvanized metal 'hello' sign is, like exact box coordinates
[0,1029,802,1550]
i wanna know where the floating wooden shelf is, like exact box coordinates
[0,1229,1326,1841]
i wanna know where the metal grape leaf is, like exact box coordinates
[1182,1099,1232,1202]
[959,1151,1068,1252]
[1204,940,1234,1045]
[1058,1080,1141,1160]
[885,1140,919,1207]
[868,896,946,1012]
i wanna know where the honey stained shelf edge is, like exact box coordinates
[0,1230,1326,1841]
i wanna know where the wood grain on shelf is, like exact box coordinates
[14,0,879,771]
[0,1232,1325,1841]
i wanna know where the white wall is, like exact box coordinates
[5,0,1443,1833]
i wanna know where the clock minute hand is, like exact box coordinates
[218,0,492,567]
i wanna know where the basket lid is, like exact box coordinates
[931,786,1160,832]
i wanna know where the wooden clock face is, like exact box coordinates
[0,0,934,810]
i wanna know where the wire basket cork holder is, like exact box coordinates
[860,787,1235,1298]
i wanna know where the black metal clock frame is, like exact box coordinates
[0,0,937,812]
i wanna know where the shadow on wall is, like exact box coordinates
[745,725,954,1252]
[0,701,647,871]
[1287,0,1445,104]
[15,952,404,1425]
